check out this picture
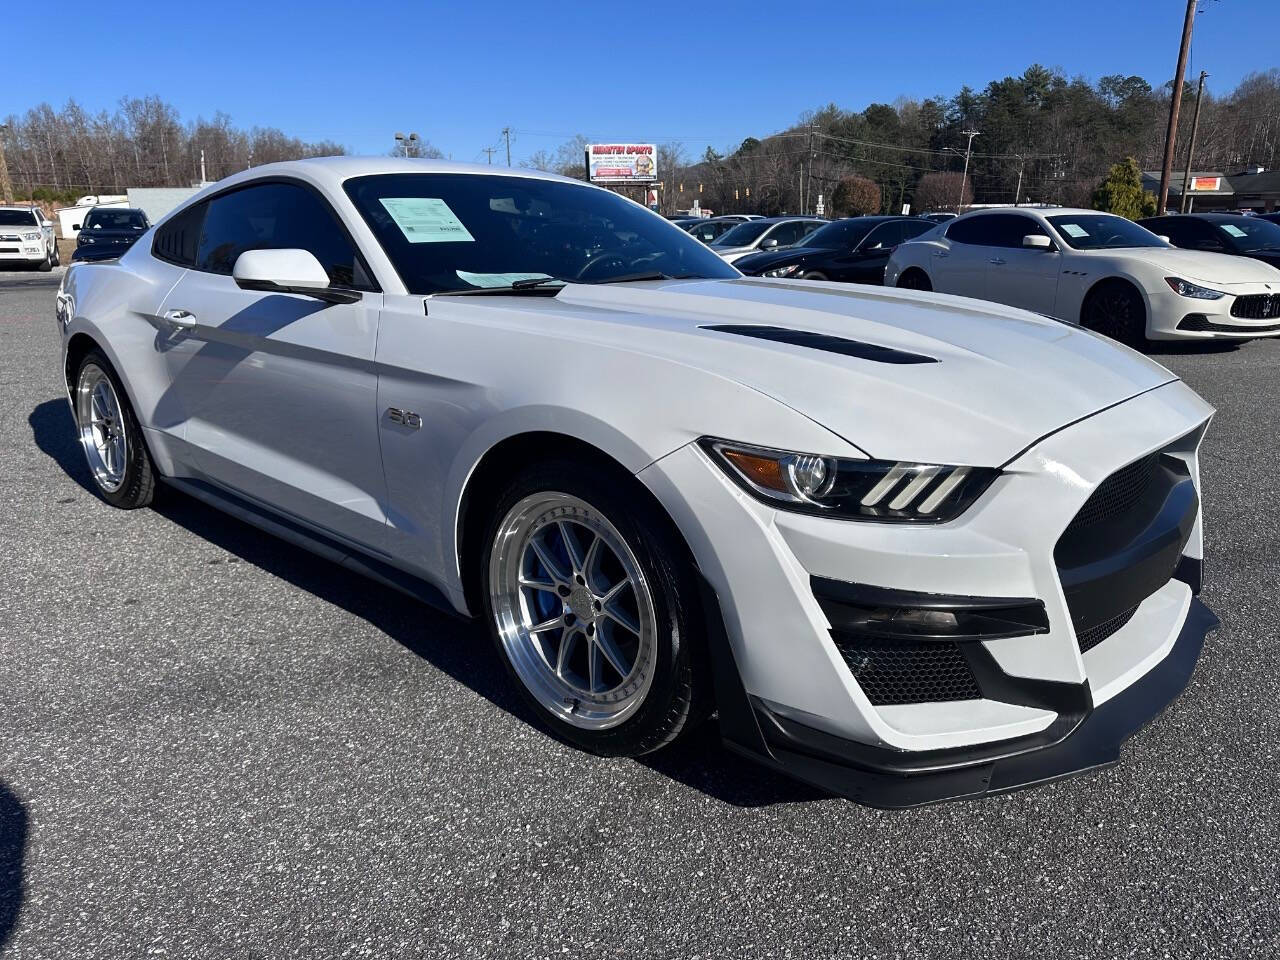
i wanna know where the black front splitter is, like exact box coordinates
[701,576,1217,809]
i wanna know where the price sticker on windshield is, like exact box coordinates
[379,197,475,243]
[1060,223,1090,239]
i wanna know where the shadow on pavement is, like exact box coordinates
[0,782,29,951]
[27,398,819,809]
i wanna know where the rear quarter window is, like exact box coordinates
[152,202,207,266]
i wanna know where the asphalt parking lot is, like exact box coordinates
[1,267,1277,959]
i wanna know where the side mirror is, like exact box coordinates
[1157,235,1171,244]
[42,219,53,228]
[760,238,780,250]
[72,223,81,231]
[1022,234,1052,250]
[232,248,359,304]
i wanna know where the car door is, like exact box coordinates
[983,214,1062,314]
[842,221,920,284]
[758,220,805,252]
[932,216,999,298]
[155,180,389,552]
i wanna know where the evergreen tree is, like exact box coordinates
[1092,157,1158,219]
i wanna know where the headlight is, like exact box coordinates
[80,236,94,244]
[762,263,802,278]
[1165,277,1224,300]
[22,231,41,241]
[701,439,999,523]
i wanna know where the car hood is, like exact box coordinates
[1111,247,1280,285]
[1243,250,1280,270]
[735,247,832,274]
[547,278,1177,466]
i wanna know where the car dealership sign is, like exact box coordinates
[586,144,657,183]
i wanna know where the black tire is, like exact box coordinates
[1081,279,1148,349]
[481,458,710,757]
[51,243,60,267]
[802,271,829,281]
[37,248,52,271]
[897,268,932,291]
[72,349,157,508]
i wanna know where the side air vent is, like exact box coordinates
[701,324,937,365]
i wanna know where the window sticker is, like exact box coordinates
[455,270,556,288]
[379,197,475,243]
[1221,224,1247,238]
[1060,223,1090,239]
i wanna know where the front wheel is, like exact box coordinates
[482,461,709,756]
[73,350,156,508]
[1081,280,1148,348]
[801,271,829,281]
[37,250,52,272]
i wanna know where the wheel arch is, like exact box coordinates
[1079,274,1150,329]
[453,429,699,619]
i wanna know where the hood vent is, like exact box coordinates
[701,324,936,365]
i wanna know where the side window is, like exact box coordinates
[900,219,934,243]
[863,222,911,250]
[152,201,207,267]
[195,182,375,289]
[768,222,804,245]
[1191,221,1227,251]
[946,215,1001,246]
[1152,219,1188,246]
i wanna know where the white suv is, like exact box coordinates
[0,205,58,270]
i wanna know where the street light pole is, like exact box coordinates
[957,129,980,213]
[1180,71,1209,214]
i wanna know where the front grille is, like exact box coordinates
[1231,294,1280,320]
[1061,453,1160,541]
[1180,312,1280,333]
[834,638,981,706]
[0,234,21,241]
[1075,604,1139,654]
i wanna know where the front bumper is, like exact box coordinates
[1145,283,1280,339]
[638,380,1216,805]
[0,245,48,263]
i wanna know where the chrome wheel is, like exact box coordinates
[75,363,128,493]
[489,492,658,730]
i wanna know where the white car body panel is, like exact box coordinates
[0,205,55,265]
[886,207,1280,339]
[55,159,1218,803]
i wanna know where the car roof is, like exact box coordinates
[1148,212,1252,222]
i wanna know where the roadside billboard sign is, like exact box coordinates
[586,144,657,183]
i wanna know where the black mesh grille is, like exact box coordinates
[1180,313,1280,333]
[1230,294,1280,320]
[835,638,981,706]
[1075,604,1139,654]
[1063,453,1161,538]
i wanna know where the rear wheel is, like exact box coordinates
[1081,280,1148,348]
[897,268,932,291]
[482,460,708,756]
[51,242,60,267]
[73,350,156,508]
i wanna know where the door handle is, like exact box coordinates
[988,258,1007,265]
[933,251,949,259]
[162,308,197,330]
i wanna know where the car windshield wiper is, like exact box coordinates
[587,272,699,284]
[434,277,566,297]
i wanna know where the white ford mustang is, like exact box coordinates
[885,207,1280,344]
[56,158,1218,807]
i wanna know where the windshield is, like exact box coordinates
[711,221,770,247]
[1215,217,1280,252]
[0,210,39,227]
[85,209,148,230]
[797,220,874,249]
[1047,214,1167,250]
[344,174,738,294]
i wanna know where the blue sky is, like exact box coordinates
[9,1,1277,163]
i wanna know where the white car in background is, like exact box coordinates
[57,158,1217,807]
[0,205,59,270]
[886,207,1280,344]
[709,217,826,264]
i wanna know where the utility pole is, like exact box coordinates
[1180,71,1209,213]
[0,122,13,204]
[200,148,207,185]
[501,128,513,167]
[1158,0,1197,215]
[1013,155,1026,206]
[957,129,980,213]
[482,147,496,165]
